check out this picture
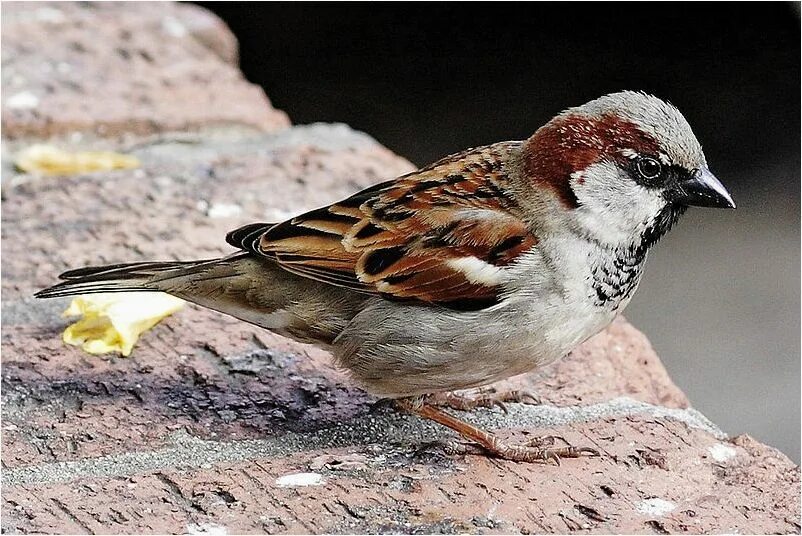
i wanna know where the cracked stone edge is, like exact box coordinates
[3,396,725,487]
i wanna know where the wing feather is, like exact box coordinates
[228,141,537,310]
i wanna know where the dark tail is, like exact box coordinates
[34,259,221,299]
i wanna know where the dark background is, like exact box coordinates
[200,2,801,461]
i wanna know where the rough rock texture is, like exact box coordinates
[1,2,288,140]
[1,2,799,534]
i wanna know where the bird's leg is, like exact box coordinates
[397,398,599,464]
[427,388,541,414]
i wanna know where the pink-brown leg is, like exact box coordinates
[398,399,599,464]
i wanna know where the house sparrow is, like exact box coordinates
[36,91,735,463]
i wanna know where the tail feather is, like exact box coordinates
[35,259,219,299]
[58,261,195,280]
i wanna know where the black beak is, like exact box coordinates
[674,167,736,209]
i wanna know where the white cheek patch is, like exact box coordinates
[571,160,669,244]
[446,256,505,286]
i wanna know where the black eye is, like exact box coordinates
[636,157,662,181]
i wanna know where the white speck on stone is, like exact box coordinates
[275,472,324,488]
[4,424,18,431]
[6,91,39,110]
[35,7,66,23]
[636,498,676,516]
[154,175,173,187]
[708,443,737,462]
[486,501,499,520]
[186,523,228,535]
[163,16,188,38]
[207,203,242,219]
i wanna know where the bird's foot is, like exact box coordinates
[397,399,599,465]
[427,388,540,414]
[426,434,598,464]
[487,435,599,464]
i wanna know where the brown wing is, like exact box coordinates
[233,141,538,311]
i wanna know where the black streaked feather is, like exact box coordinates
[362,247,406,276]
[225,222,274,250]
[354,222,385,239]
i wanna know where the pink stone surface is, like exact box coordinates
[1,2,288,140]
[1,2,799,534]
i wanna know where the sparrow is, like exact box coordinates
[36,91,736,463]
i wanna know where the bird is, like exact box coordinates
[36,91,736,463]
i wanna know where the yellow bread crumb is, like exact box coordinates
[62,293,185,356]
[15,144,140,175]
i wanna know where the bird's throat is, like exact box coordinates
[588,203,685,311]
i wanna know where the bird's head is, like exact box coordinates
[521,91,735,250]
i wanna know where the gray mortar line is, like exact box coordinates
[2,122,394,188]
[3,397,724,487]
[124,123,384,163]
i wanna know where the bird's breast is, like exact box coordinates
[589,249,646,312]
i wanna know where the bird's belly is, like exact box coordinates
[454,299,616,383]
[334,296,616,398]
